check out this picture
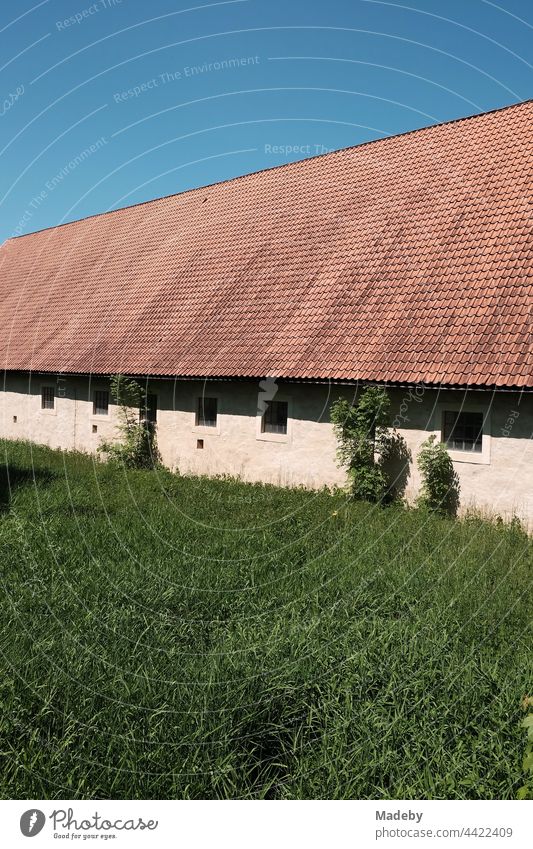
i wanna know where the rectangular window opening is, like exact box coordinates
[13,415,17,423]
[92,424,98,434]
[41,386,55,410]
[261,400,288,435]
[196,396,217,428]
[443,410,483,453]
[196,438,204,449]
[93,390,109,416]
[140,393,157,424]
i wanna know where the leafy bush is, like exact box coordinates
[99,374,161,469]
[330,387,393,502]
[379,429,412,502]
[417,434,460,516]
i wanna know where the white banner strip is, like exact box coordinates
[1,799,532,848]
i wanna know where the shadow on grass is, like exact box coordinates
[0,464,56,513]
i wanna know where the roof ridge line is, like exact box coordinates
[4,97,531,244]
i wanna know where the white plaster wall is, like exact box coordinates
[1,374,531,522]
[154,380,342,489]
[388,386,533,521]
[0,374,120,456]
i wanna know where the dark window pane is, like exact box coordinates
[443,410,483,452]
[41,386,55,410]
[93,390,109,416]
[262,400,288,434]
[140,394,157,423]
[196,396,217,427]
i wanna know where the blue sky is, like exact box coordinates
[1,0,531,244]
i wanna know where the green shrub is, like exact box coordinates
[99,374,161,469]
[417,434,460,516]
[330,387,392,502]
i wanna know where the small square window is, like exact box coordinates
[261,400,288,435]
[92,424,98,434]
[93,390,109,416]
[140,393,157,424]
[443,410,483,452]
[196,397,217,427]
[197,438,204,449]
[41,386,55,410]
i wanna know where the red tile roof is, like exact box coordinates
[1,100,532,388]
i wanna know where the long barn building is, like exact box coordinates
[1,100,532,520]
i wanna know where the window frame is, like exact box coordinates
[140,393,158,424]
[193,394,221,434]
[40,384,56,414]
[256,394,292,443]
[261,399,289,436]
[436,402,491,465]
[442,409,483,454]
[93,389,110,417]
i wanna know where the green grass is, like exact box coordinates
[0,439,531,800]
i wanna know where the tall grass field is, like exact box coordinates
[0,440,531,799]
